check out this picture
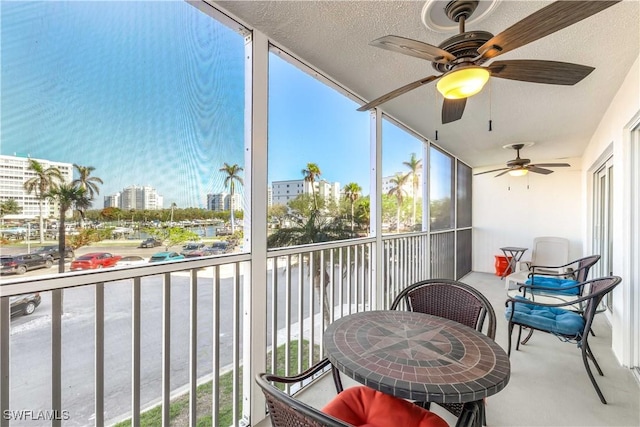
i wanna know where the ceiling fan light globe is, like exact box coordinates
[508,169,528,177]
[437,67,490,99]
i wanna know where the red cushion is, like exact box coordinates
[322,386,449,427]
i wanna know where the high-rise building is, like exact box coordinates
[0,154,73,219]
[104,186,163,210]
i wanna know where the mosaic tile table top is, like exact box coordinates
[324,310,510,403]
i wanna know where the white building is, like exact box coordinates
[207,192,243,212]
[103,193,120,208]
[382,171,422,197]
[105,185,163,210]
[0,154,73,220]
[271,179,341,206]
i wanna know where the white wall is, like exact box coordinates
[581,55,640,365]
[472,159,583,274]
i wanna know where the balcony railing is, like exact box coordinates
[1,232,441,427]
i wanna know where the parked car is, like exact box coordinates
[10,293,41,317]
[0,254,53,275]
[70,252,122,270]
[139,238,162,248]
[116,255,147,266]
[32,245,75,261]
[149,252,185,263]
[181,242,205,256]
[183,248,216,258]
[209,241,229,255]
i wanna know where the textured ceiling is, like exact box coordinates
[212,0,639,168]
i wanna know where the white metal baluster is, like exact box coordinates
[298,254,302,375]
[346,248,352,314]
[52,289,62,427]
[212,266,220,427]
[161,273,171,427]
[189,269,198,427]
[232,263,241,425]
[95,283,104,427]
[270,258,278,374]
[338,247,344,319]
[0,296,10,427]
[132,277,141,427]
[354,246,360,312]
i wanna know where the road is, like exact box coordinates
[5,258,318,426]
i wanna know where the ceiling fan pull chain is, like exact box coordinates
[434,85,439,140]
[488,78,493,131]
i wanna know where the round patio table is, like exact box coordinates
[323,310,510,404]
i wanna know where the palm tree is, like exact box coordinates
[72,164,103,227]
[388,173,410,233]
[343,182,362,232]
[169,202,177,224]
[219,163,244,233]
[45,184,90,273]
[302,163,322,210]
[23,159,63,243]
[403,153,422,227]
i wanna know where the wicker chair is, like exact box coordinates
[506,275,622,404]
[389,278,497,426]
[256,358,454,427]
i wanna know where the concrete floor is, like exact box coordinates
[257,272,640,427]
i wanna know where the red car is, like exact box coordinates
[70,252,122,270]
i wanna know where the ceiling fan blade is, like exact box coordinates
[370,35,456,64]
[474,167,509,176]
[530,163,571,168]
[495,169,512,177]
[478,1,621,59]
[527,166,554,175]
[357,75,439,111]
[442,98,466,124]
[488,60,595,85]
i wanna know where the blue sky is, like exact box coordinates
[1,1,431,209]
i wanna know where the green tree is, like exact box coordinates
[23,159,63,243]
[403,153,422,226]
[287,193,320,218]
[301,163,322,211]
[0,199,22,221]
[219,163,244,234]
[268,206,353,325]
[144,226,200,251]
[268,204,289,228]
[388,172,410,233]
[45,184,90,273]
[100,207,122,222]
[343,182,362,232]
[353,196,370,232]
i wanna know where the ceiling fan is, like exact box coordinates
[357,0,621,124]
[474,143,570,177]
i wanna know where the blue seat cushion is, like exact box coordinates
[506,297,585,337]
[525,276,580,295]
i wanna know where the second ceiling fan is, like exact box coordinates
[357,0,620,124]
[474,143,570,177]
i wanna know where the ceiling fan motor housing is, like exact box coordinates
[433,31,493,72]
